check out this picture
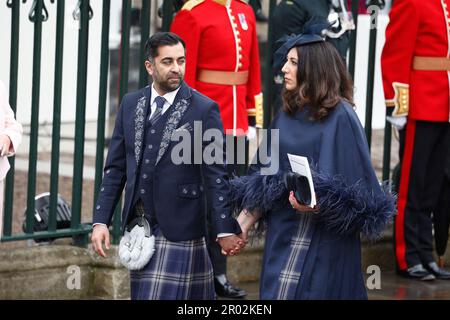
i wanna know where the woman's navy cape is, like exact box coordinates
[231,107,395,240]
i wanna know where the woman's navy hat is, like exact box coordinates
[273,18,333,68]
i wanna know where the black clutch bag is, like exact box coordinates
[284,172,312,205]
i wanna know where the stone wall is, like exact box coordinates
[1,232,449,299]
[0,244,129,300]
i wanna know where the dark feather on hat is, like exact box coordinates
[273,17,333,68]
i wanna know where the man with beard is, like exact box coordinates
[170,0,264,299]
[91,32,245,300]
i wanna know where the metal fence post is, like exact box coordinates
[3,0,24,239]
[263,0,277,128]
[161,0,175,32]
[348,0,360,79]
[364,3,380,150]
[48,0,65,232]
[139,0,151,88]
[110,0,133,245]
[25,0,48,234]
[71,0,92,246]
[382,120,393,182]
[93,0,111,218]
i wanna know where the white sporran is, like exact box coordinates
[118,215,155,270]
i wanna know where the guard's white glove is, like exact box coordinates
[247,126,257,140]
[386,116,407,130]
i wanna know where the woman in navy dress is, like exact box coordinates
[231,22,395,299]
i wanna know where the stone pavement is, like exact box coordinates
[224,272,450,300]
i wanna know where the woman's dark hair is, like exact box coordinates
[282,41,354,121]
[145,32,186,62]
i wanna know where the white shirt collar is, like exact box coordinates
[150,83,180,107]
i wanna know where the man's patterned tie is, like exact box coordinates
[149,96,165,126]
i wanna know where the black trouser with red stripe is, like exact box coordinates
[433,132,450,258]
[395,120,450,271]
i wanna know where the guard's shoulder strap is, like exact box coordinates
[181,0,206,11]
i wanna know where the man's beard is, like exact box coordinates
[158,74,183,92]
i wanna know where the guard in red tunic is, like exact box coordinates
[381,0,450,280]
[170,0,263,299]
[170,0,263,139]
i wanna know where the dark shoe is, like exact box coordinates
[399,264,435,281]
[255,9,268,22]
[214,274,247,299]
[425,262,450,280]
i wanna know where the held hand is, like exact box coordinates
[237,213,250,244]
[91,224,111,258]
[236,209,261,245]
[238,227,249,245]
[0,134,12,157]
[289,191,318,213]
[218,235,245,256]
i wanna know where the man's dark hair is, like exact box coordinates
[145,32,186,62]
